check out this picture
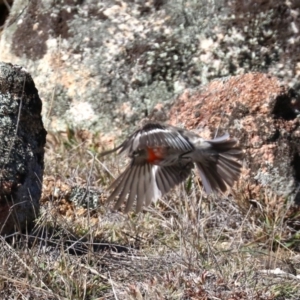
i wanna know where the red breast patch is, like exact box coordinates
[146,147,165,163]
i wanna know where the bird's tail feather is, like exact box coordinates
[193,134,243,193]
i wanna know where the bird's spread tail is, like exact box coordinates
[192,134,243,193]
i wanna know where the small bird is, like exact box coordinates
[100,123,243,213]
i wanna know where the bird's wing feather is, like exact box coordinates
[119,123,195,155]
[108,161,193,213]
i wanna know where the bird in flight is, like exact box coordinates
[100,123,243,213]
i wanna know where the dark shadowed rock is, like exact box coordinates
[0,62,46,235]
[169,73,300,203]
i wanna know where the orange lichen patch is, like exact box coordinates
[41,176,75,217]
[251,144,276,164]
[169,73,285,131]
[53,198,75,217]
[168,72,300,202]
[42,176,72,203]
[41,175,100,231]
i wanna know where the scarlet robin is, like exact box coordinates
[100,123,243,213]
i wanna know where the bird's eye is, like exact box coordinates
[132,150,143,157]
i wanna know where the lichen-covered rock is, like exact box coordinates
[0,0,299,136]
[169,73,300,202]
[0,62,46,235]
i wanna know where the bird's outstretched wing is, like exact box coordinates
[107,161,194,213]
[99,123,195,158]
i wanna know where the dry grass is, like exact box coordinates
[1,130,300,299]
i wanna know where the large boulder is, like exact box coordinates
[168,73,300,203]
[0,0,299,135]
[0,62,46,234]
